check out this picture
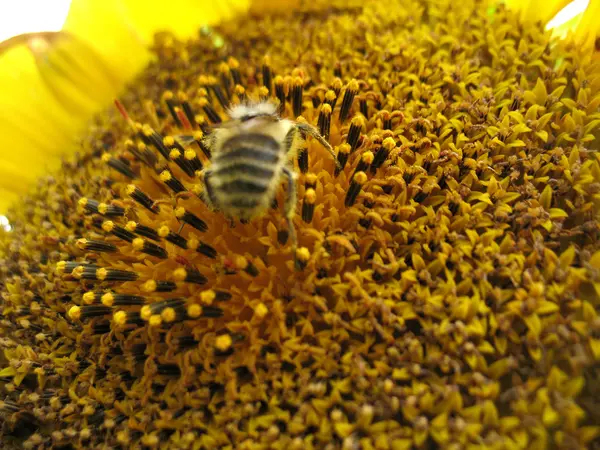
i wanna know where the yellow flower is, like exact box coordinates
[1,0,600,448]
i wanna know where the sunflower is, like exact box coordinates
[1,0,600,449]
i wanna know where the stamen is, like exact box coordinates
[197,97,222,124]
[297,146,309,173]
[169,148,195,177]
[295,247,310,271]
[292,77,304,118]
[347,116,364,151]
[158,226,188,250]
[56,261,98,276]
[101,153,137,179]
[193,131,211,159]
[335,144,351,176]
[76,239,117,253]
[187,237,217,259]
[219,63,232,100]
[141,280,177,293]
[113,311,144,327]
[354,151,374,174]
[174,207,208,232]
[159,169,186,193]
[132,238,168,259]
[258,86,270,102]
[195,115,210,134]
[126,222,160,241]
[234,84,246,102]
[228,57,242,85]
[234,256,258,277]
[68,305,112,321]
[126,185,159,214]
[93,268,139,282]
[345,171,368,207]
[172,268,208,285]
[317,104,332,141]
[177,91,197,128]
[262,56,272,93]
[184,149,203,172]
[142,124,170,160]
[101,293,145,307]
[330,78,343,106]
[209,76,229,108]
[324,90,337,108]
[302,189,317,223]
[371,137,395,172]
[274,76,286,113]
[339,79,359,123]
[163,91,183,127]
[175,108,193,131]
[359,96,369,119]
[141,298,186,321]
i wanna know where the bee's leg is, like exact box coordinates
[295,122,342,170]
[282,166,300,269]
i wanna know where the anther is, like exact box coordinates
[197,97,221,124]
[371,137,396,172]
[335,144,351,176]
[101,153,137,179]
[97,202,125,217]
[297,146,309,173]
[126,185,159,214]
[234,84,246,102]
[158,226,188,249]
[234,256,259,277]
[168,148,195,177]
[187,237,217,259]
[347,116,365,151]
[262,56,273,93]
[324,90,337,109]
[76,239,117,253]
[163,91,183,127]
[172,268,207,285]
[219,62,232,100]
[126,221,160,241]
[68,305,111,321]
[177,91,197,128]
[184,149,203,172]
[304,173,318,189]
[345,171,368,207]
[93,268,139,282]
[141,124,170,160]
[295,247,310,271]
[132,237,168,259]
[330,78,343,103]
[359,96,369,119]
[101,293,145,307]
[302,189,317,223]
[317,104,332,141]
[193,130,211,159]
[339,79,359,123]
[82,292,101,305]
[292,77,304,118]
[159,169,186,193]
[141,280,177,293]
[174,207,208,232]
[354,151,374,174]
[113,311,143,327]
[228,57,241,85]
[274,76,286,113]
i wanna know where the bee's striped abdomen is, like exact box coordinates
[209,133,284,217]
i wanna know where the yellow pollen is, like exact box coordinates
[382,137,396,150]
[173,268,187,282]
[96,268,108,281]
[126,184,137,195]
[362,152,374,164]
[72,266,85,279]
[101,153,111,163]
[325,90,337,102]
[97,203,108,215]
[142,280,157,293]
[234,256,248,270]
[78,198,88,207]
[56,261,66,275]
[354,171,368,185]
[125,221,137,232]
[174,207,186,218]
[161,307,177,323]
[159,171,172,182]
[254,303,268,319]
[200,290,215,305]
[193,130,203,140]
[169,149,181,159]
[68,306,81,321]
[163,136,175,147]
[82,292,96,305]
[132,238,145,250]
[215,334,232,351]
[101,293,115,307]
[320,103,332,115]
[184,149,196,160]
[347,79,359,91]
[158,226,170,238]
[140,305,153,321]
[187,238,199,250]
[187,304,201,319]
[296,247,310,262]
[305,189,317,204]
[76,238,87,250]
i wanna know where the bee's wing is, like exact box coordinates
[173,135,198,146]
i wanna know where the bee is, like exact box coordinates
[181,101,340,264]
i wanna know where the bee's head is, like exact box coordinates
[227,102,279,123]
